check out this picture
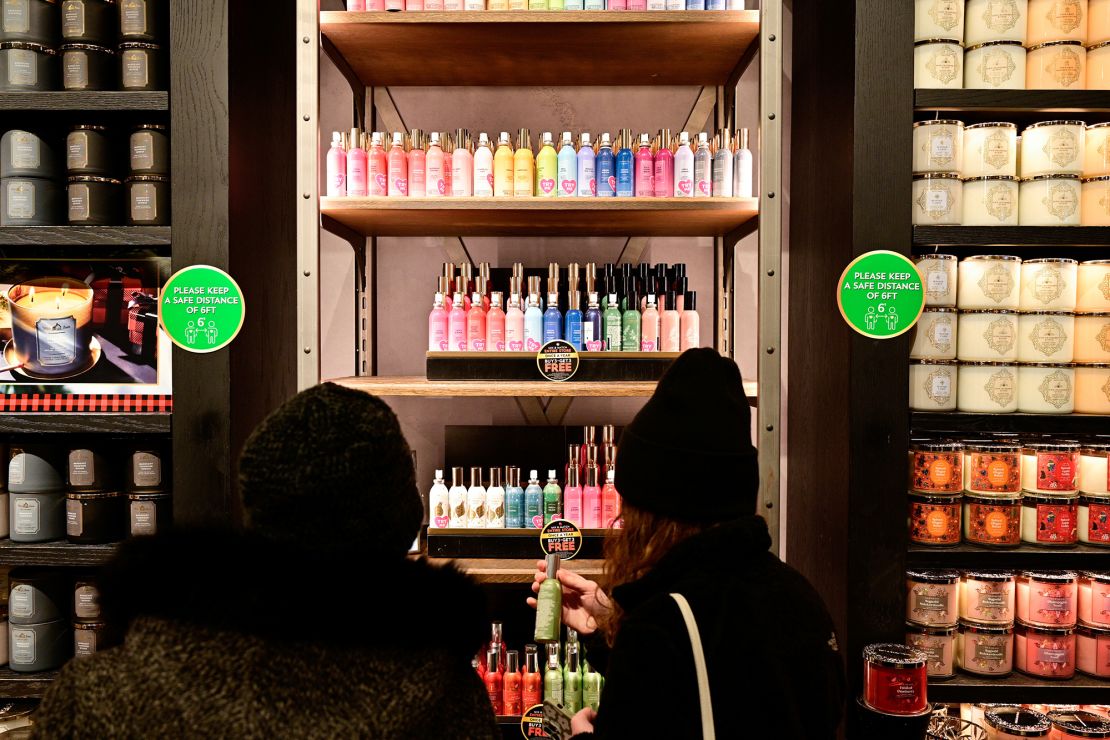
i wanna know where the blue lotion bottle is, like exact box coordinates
[615,128,634,197]
[564,290,583,350]
[524,470,543,529]
[582,291,602,351]
[505,466,525,528]
[524,291,544,351]
[557,131,577,198]
[543,291,563,343]
[596,132,616,197]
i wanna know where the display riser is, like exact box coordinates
[428,352,676,382]
[427,528,608,559]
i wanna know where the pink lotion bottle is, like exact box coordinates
[473,133,494,198]
[326,131,347,197]
[452,129,474,197]
[367,131,388,196]
[505,292,525,351]
[467,292,487,351]
[347,128,368,197]
[443,133,453,194]
[487,291,506,351]
[634,133,654,197]
[653,129,673,199]
[388,132,408,197]
[680,291,700,350]
[661,291,680,352]
[582,465,602,529]
[408,129,426,198]
[428,292,448,351]
[448,291,468,351]
[425,131,445,197]
[641,292,660,351]
[601,469,621,528]
[563,465,583,527]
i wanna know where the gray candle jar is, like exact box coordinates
[73,579,100,620]
[118,0,158,42]
[119,41,163,91]
[10,491,65,542]
[8,446,65,493]
[8,569,69,625]
[128,491,169,535]
[129,124,167,175]
[125,174,167,225]
[66,124,112,176]
[1,177,63,225]
[67,447,115,491]
[1,129,60,179]
[8,619,71,672]
[73,620,111,657]
[61,0,115,45]
[0,0,59,46]
[67,175,120,224]
[61,43,114,90]
[127,448,163,491]
[0,42,57,92]
[66,491,126,544]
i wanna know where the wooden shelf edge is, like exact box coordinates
[0,413,171,434]
[0,226,171,247]
[926,673,1110,704]
[428,556,605,584]
[321,196,758,211]
[322,9,759,25]
[0,541,120,567]
[913,225,1110,248]
[0,91,168,111]
[0,668,58,698]
[915,89,1110,113]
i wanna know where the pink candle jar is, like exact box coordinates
[1018,571,1079,627]
[1079,572,1110,627]
[1022,443,1081,494]
[905,622,956,680]
[907,569,961,627]
[957,620,1014,676]
[961,571,1016,625]
[1049,709,1110,738]
[1016,622,1076,679]
[985,707,1052,739]
[1077,623,1110,678]
[862,643,929,716]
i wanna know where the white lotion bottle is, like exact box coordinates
[486,467,506,528]
[467,466,487,529]
[473,132,494,198]
[428,469,450,528]
[448,467,467,528]
[734,127,753,198]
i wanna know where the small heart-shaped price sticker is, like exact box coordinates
[540,179,556,194]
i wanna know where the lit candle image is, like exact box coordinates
[7,277,94,377]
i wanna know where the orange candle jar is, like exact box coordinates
[1027,0,1089,45]
[1089,40,1110,88]
[964,440,1022,493]
[910,440,965,493]
[909,492,963,546]
[1027,40,1087,89]
[1094,0,1110,44]
[964,493,1023,546]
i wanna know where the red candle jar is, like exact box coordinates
[963,493,1022,547]
[907,569,960,627]
[1016,622,1076,679]
[1022,493,1080,547]
[1048,710,1110,740]
[1080,572,1110,628]
[910,440,964,493]
[1081,494,1110,546]
[908,493,962,546]
[1018,571,1079,628]
[964,440,1022,493]
[862,643,929,716]
[960,571,1016,625]
[1022,442,1081,494]
[956,620,1014,677]
[984,707,1051,739]
[905,623,956,680]
[1077,623,1110,678]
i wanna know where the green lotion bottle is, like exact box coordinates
[543,641,564,707]
[583,665,603,712]
[543,470,562,524]
[621,288,641,352]
[534,554,563,643]
[563,643,583,714]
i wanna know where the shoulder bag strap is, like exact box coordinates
[670,592,715,740]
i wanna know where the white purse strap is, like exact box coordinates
[670,593,715,740]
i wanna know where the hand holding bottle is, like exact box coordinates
[527,560,611,636]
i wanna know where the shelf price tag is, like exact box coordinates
[536,339,579,382]
[837,250,924,339]
[159,265,245,353]
[540,519,583,561]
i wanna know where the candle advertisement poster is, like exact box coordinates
[0,258,171,412]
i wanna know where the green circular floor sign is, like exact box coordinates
[838,251,925,339]
[159,265,245,353]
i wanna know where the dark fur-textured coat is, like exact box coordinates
[31,529,500,740]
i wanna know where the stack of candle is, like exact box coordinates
[913,0,1110,90]
[325,127,752,199]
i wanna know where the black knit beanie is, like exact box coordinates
[238,383,422,556]
[615,348,758,523]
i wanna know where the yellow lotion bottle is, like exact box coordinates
[494,131,515,197]
[535,131,558,199]
[514,128,534,197]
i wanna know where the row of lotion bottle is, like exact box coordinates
[347,0,739,9]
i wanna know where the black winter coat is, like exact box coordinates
[583,516,845,739]
[32,529,500,740]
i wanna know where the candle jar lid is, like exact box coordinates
[910,359,958,365]
[913,172,960,180]
[964,570,1016,582]
[1023,174,1081,182]
[1021,570,1079,582]
[65,491,120,500]
[915,252,958,260]
[966,40,1024,51]
[863,643,927,669]
[905,621,957,636]
[913,119,965,128]
[1081,259,1110,265]
[965,492,1022,505]
[907,568,961,584]
[1047,710,1110,738]
[967,122,1018,130]
[1083,176,1110,183]
[1023,492,1079,505]
[1026,120,1087,130]
[1082,494,1110,507]
[0,42,56,54]
[1082,443,1110,454]
[961,310,1019,317]
[1024,442,1082,453]
[910,439,963,452]
[908,491,962,504]
[125,174,168,183]
[967,254,1022,262]
[1083,571,1110,584]
[985,707,1052,735]
[959,619,1014,635]
[119,41,161,51]
[920,306,958,314]
[127,491,169,501]
[964,175,1017,182]
[1016,621,1074,636]
[1025,258,1079,266]
[134,123,167,131]
[1089,123,1110,131]
[965,439,1021,453]
[962,360,1016,367]
[1020,362,1077,368]
[914,38,964,47]
[1028,39,1084,50]
[72,124,108,132]
[60,43,115,54]
[68,175,121,185]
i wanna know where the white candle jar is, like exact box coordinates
[1023,442,1081,493]
[1082,176,1110,225]
[958,255,1022,309]
[1020,175,1082,225]
[915,39,965,89]
[1074,313,1110,362]
[958,362,1019,412]
[1021,121,1085,177]
[913,173,963,224]
[1027,0,1089,45]
[962,176,1019,224]
[912,120,964,174]
[966,0,1027,44]
[1021,258,1079,311]
[1017,363,1076,413]
[915,254,959,307]
[1093,0,1110,44]
[910,359,958,411]
[966,41,1027,88]
[958,310,1019,361]
[1078,260,1110,312]
[1018,312,1075,363]
[1089,40,1110,88]
[964,122,1018,178]
[1027,40,1087,89]
[1075,364,1110,413]
[1084,123,1110,177]
[915,0,966,41]
[911,308,959,359]
[1081,446,1110,494]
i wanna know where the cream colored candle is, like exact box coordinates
[1021,121,1085,177]
[913,173,963,224]
[1078,260,1110,312]
[1075,363,1110,413]
[966,0,1028,44]
[1084,123,1110,177]
[964,122,1018,177]
[915,254,959,307]
[1018,312,1075,362]
[915,39,965,89]
[912,120,964,174]
[959,362,1019,412]
[963,176,1019,224]
[1093,0,1110,44]
[1020,175,1082,225]
[1080,446,1110,494]
[966,42,1027,88]
[958,255,1022,309]
[1082,176,1110,224]
[1074,313,1110,362]
[1028,0,1088,45]
[915,0,966,41]
[1027,40,1087,89]
[1089,40,1110,88]
[1021,258,1079,311]
[1023,443,1081,493]
[911,308,959,359]
[1017,363,1076,412]
[958,310,1019,361]
[911,360,959,410]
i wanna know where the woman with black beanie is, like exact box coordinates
[529,348,845,738]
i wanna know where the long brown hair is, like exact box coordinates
[600,503,707,644]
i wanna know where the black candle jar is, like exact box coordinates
[128,123,167,175]
[65,491,126,544]
[127,447,163,491]
[125,173,168,225]
[67,175,121,225]
[0,0,59,46]
[61,43,115,90]
[62,0,116,45]
[67,447,117,491]
[118,0,160,42]
[66,124,113,176]
[128,490,170,535]
[74,620,118,657]
[73,577,100,620]
[119,41,164,91]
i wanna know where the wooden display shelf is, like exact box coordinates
[907,542,1110,571]
[0,413,171,434]
[0,541,120,567]
[427,351,677,382]
[430,556,605,584]
[926,672,1110,704]
[0,668,57,698]
[915,89,1110,114]
[332,375,759,401]
[914,226,1110,248]
[321,197,758,237]
[0,91,168,111]
[427,528,609,558]
[321,10,759,87]
[0,226,171,247]
[911,412,1109,436]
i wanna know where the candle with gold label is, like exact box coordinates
[915,254,958,307]
[1020,175,1082,226]
[1021,258,1078,312]
[1075,364,1110,413]
[1027,0,1089,45]
[7,277,94,377]
[958,362,1019,412]
[1022,121,1084,177]
[958,255,1021,310]
[1027,40,1087,89]
[958,310,1019,362]
[912,173,962,224]
[1084,123,1110,177]
[1078,260,1110,312]
[915,39,965,89]
[962,175,1018,224]
[1018,312,1075,363]
[914,0,965,41]
[1074,313,1110,362]
[1082,176,1110,224]
[1017,363,1076,413]
[910,359,958,411]
[964,122,1018,178]
[912,120,963,174]
[911,308,958,360]
[965,0,1027,45]
[965,41,1027,89]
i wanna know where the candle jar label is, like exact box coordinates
[1045,131,1080,168]
[984,318,1017,355]
[6,180,34,220]
[926,369,953,404]
[1029,318,1068,356]
[977,49,1018,87]
[8,48,36,87]
[984,183,1016,220]
[985,368,1017,406]
[928,130,956,168]
[983,131,1011,170]
[8,452,24,486]
[122,50,148,89]
[74,629,95,657]
[9,584,32,619]
[130,132,154,171]
[984,0,1021,31]
[926,318,953,352]
[67,132,88,170]
[11,628,34,665]
[979,265,1016,303]
[132,452,160,488]
[1038,370,1073,408]
[1048,0,1084,33]
[2,0,28,33]
[62,1,85,37]
[130,500,156,535]
[969,501,1021,545]
[915,592,949,614]
[1036,501,1078,543]
[1045,182,1080,219]
[1031,265,1067,303]
[929,0,961,30]
[1087,502,1110,542]
[64,51,88,90]
[926,269,949,298]
[9,132,38,170]
[74,586,98,619]
[910,498,961,544]
[972,636,1008,667]
[1047,47,1084,88]
[121,0,147,35]
[130,183,156,222]
[926,45,961,84]
[13,497,38,535]
[68,183,89,222]
[970,452,1020,492]
[65,498,82,536]
[1038,645,1069,664]
[36,316,77,367]
[1038,453,1078,490]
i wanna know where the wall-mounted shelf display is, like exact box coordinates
[907,543,1110,571]
[332,375,759,401]
[926,673,1110,705]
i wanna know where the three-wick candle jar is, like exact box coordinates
[907,569,960,627]
[1017,363,1076,414]
[1021,258,1079,312]
[1015,622,1076,679]
[964,122,1018,178]
[1077,622,1110,678]
[914,0,965,42]
[910,492,963,546]
[957,620,1015,676]
[1086,123,1110,177]
[984,707,1051,740]
[964,492,1023,546]
[1022,121,1085,177]
[910,360,958,411]
[1074,313,1110,362]
[958,310,1018,362]
[965,0,1027,45]
[6,277,95,378]
[915,39,965,90]
[962,175,1018,224]
[915,254,958,307]
[966,41,1027,89]
[960,571,1016,625]
[1027,41,1087,90]
[910,308,958,360]
[862,643,929,716]
[913,173,962,224]
[964,440,1022,494]
[1021,491,1079,546]
[1017,312,1075,363]
[905,623,956,680]
[1078,260,1110,312]
[1027,0,1088,45]
[913,120,963,174]
[1082,174,1110,224]
[910,440,964,493]
[1020,175,1082,225]
[1017,570,1079,627]
[1080,572,1110,627]
[958,255,1021,310]
[1048,710,1110,739]
[1022,442,1081,494]
[958,362,1018,413]
[1075,364,1110,413]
